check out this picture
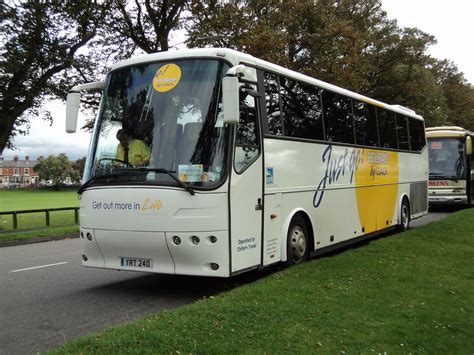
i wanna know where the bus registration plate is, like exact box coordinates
[120,257,153,269]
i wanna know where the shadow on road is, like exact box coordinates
[81,267,276,301]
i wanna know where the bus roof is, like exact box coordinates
[110,48,424,120]
[426,126,474,138]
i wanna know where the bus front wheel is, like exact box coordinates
[285,215,309,266]
[397,198,410,232]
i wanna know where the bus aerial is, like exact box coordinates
[66,48,428,277]
[426,126,474,206]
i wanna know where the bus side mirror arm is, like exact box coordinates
[466,136,472,155]
[66,81,104,133]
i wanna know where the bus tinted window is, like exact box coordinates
[353,101,378,146]
[322,90,354,144]
[279,77,324,140]
[409,118,426,152]
[264,72,283,135]
[396,114,410,150]
[377,109,398,149]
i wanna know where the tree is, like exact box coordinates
[34,154,80,188]
[73,157,87,178]
[185,0,467,127]
[0,1,111,154]
[430,60,474,130]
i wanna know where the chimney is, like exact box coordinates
[14,155,19,162]
[25,156,30,161]
[37,156,44,161]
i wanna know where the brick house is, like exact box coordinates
[0,155,42,188]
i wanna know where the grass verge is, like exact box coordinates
[0,225,79,242]
[50,208,474,353]
[0,188,79,240]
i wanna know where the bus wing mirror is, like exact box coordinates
[66,92,81,133]
[222,76,240,125]
[466,136,472,155]
[65,81,104,133]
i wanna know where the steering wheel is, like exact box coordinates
[98,158,135,168]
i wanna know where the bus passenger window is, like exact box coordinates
[377,109,398,149]
[280,77,324,141]
[234,92,260,173]
[409,118,426,152]
[396,114,410,150]
[322,90,354,144]
[353,101,378,147]
[264,72,283,136]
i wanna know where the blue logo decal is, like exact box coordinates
[266,167,274,184]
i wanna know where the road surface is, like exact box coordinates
[0,211,451,354]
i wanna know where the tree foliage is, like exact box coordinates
[187,0,473,130]
[0,1,111,153]
[73,157,87,177]
[34,153,81,187]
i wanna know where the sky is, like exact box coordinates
[2,0,474,161]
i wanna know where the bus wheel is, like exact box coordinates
[286,215,309,266]
[397,198,410,232]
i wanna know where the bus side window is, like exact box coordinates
[280,77,324,141]
[264,72,283,136]
[409,118,426,152]
[234,92,260,173]
[353,100,378,147]
[396,114,410,150]
[321,90,354,144]
[377,109,398,149]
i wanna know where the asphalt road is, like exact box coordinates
[0,211,451,354]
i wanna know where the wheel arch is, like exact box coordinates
[280,208,314,263]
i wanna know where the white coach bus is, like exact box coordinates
[66,48,428,277]
[426,126,473,206]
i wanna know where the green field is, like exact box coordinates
[0,188,79,237]
[50,208,474,354]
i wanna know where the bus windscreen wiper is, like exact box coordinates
[429,173,460,182]
[135,167,195,196]
[429,173,448,179]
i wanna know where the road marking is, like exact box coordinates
[10,262,69,273]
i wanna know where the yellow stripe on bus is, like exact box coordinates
[355,149,399,234]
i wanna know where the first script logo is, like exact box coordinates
[312,145,364,208]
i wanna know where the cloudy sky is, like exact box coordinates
[2,0,473,161]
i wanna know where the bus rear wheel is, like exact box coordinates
[397,198,410,232]
[285,215,309,266]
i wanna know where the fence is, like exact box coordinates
[0,207,79,230]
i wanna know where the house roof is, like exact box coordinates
[0,159,39,168]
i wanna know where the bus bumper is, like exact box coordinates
[428,195,468,206]
[80,228,230,277]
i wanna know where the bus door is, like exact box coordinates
[229,91,263,273]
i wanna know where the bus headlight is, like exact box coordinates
[192,236,200,245]
[173,236,181,245]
